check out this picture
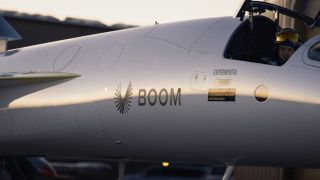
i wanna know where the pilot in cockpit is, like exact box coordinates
[269,28,302,66]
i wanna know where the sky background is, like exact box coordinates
[0,0,242,26]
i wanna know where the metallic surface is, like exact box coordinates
[0,6,320,168]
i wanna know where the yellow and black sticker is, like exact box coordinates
[208,88,236,101]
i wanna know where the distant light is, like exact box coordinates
[162,162,170,167]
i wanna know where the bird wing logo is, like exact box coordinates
[114,82,133,114]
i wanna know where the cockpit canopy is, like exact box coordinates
[236,0,320,28]
[224,0,320,66]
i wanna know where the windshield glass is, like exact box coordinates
[265,0,319,19]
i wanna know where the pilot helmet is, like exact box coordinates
[275,28,301,50]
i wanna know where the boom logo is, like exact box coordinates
[138,88,181,106]
[114,82,133,114]
[114,82,182,114]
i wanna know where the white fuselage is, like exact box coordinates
[0,16,320,167]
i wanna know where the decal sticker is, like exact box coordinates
[138,88,181,106]
[114,82,182,114]
[213,69,237,76]
[213,77,232,86]
[208,88,236,101]
[190,71,209,92]
[114,82,133,114]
